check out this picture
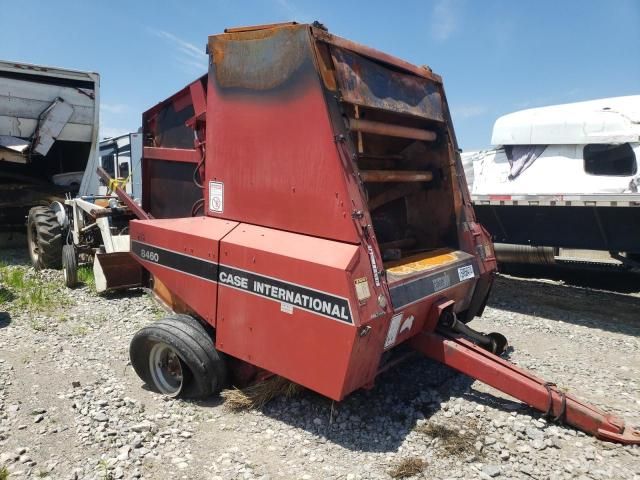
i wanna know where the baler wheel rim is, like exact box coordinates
[130,316,227,399]
[154,315,228,393]
[149,342,185,397]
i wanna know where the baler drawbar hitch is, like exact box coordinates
[410,330,640,445]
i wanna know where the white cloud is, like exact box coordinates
[99,126,129,141]
[274,0,311,22]
[101,103,129,114]
[148,28,208,74]
[431,0,459,42]
[452,104,487,119]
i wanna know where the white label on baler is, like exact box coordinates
[280,302,293,314]
[457,264,475,281]
[400,315,414,334]
[384,313,403,349]
[367,245,381,286]
[209,181,224,213]
[354,277,371,302]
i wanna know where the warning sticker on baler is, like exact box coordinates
[209,181,224,213]
[354,277,371,303]
[384,313,403,349]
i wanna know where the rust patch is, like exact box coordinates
[209,25,310,91]
[224,21,298,34]
[331,47,444,121]
[313,42,337,91]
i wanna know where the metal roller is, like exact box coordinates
[494,243,556,265]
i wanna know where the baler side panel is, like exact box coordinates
[205,25,360,244]
[217,224,368,400]
[129,217,238,326]
[141,76,207,219]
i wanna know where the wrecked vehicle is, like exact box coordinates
[0,60,99,266]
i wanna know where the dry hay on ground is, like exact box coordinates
[415,420,480,457]
[388,457,427,479]
[221,376,301,411]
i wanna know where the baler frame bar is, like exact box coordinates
[410,331,640,445]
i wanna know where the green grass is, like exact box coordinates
[71,324,89,336]
[97,460,113,480]
[0,286,14,304]
[77,265,95,290]
[0,465,10,480]
[0,264,68,313]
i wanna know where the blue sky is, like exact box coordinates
[2,0,638,150]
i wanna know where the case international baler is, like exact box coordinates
[117,22,639,445]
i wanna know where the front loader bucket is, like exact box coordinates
[93,252,143,293]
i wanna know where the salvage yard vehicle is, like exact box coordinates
[464,96,640,270]
[0,60,99,260]
[57,133,144,291]
[109,22,638,445]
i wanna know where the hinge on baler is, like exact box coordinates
[351,210,364,220]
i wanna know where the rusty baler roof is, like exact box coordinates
[208,22,443,86]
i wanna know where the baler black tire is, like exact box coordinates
[27,206,63,269]
[62,244,78,288]
[130,315,227,399]
[154,314,228,393]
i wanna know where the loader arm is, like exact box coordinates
[96,166,151,220]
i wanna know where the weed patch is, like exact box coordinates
[77,265,95,290]
[415,421,481,457]
[0,265,68,313]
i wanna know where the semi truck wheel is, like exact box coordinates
[130,315,227,398]
[62,244,78,288]
[27,206,63,269]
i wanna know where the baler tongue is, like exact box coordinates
[410,331,640,445]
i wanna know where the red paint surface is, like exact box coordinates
[205,62,360,244]
[130,217,237,325]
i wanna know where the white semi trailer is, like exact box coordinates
[463,96,640,270]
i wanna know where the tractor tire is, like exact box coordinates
[27,206,63,269]
[130,315,227,399]
[62,244,78,288]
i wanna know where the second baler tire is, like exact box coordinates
[62,244,78,288]
[130,315,227,399]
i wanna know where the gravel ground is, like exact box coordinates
[1,248,639,480]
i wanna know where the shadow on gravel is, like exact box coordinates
[0,247,30,266]
[488,275,640,337]
[502,264,640,294]
[257,356,479,453]
[101,289,146,300]
[0,311,11,328]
